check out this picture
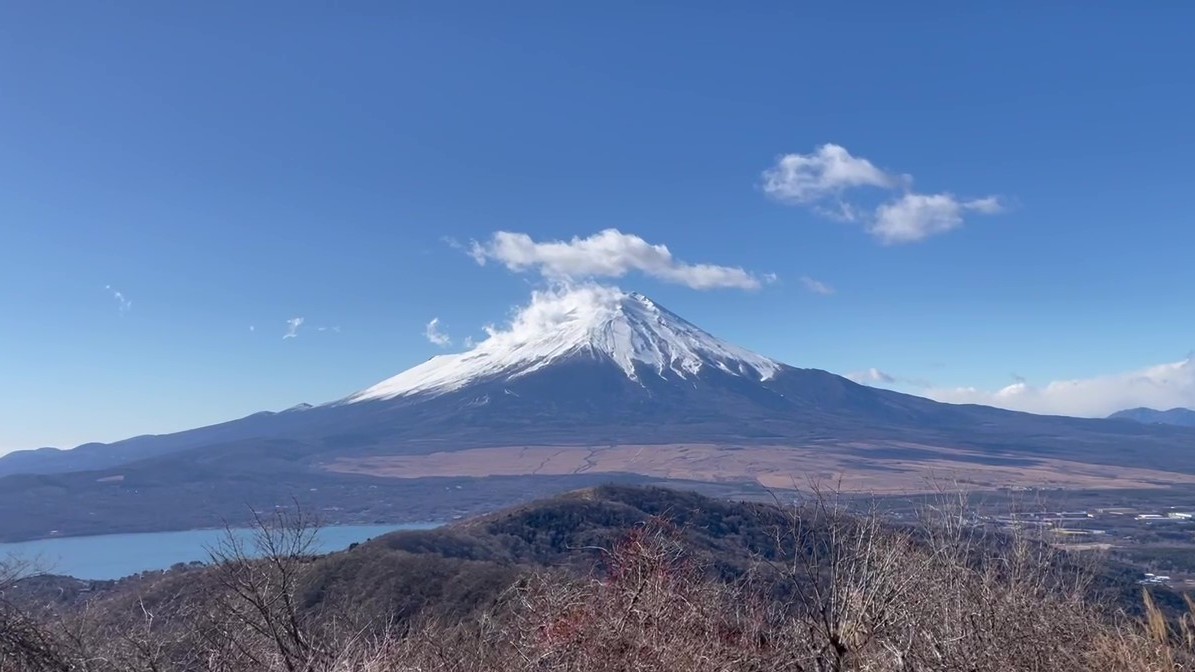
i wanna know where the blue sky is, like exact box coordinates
[2,2,1194,452]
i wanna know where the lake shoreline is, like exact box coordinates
[0,516,444,545]
[0,522,443,581]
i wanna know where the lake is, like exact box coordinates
[0,523,439,580]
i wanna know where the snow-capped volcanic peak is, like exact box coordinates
[347,286,781,402]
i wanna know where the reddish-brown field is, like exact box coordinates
[321,441,1195,494]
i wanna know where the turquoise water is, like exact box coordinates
[0,523,438,580]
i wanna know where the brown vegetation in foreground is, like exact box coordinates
[3,487,1195,671]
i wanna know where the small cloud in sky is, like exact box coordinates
[762,143,1004,244]
[283,317,304,339]
[762,143,902,204]
[800,276,835,296]
[467,229,769,290]
[105,285,132,314]
[846,368,898,385]
[871,193,1004,245]
[846,367,933,389]
[425,318,452,347]
[249,325,255,332]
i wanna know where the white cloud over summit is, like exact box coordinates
[468,229,769,290]
[852,356,1195,418]
[437,285,628,355]
[489,285,625,346]
[762,143,1004,244]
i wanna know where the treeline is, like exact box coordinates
[2,485,1194,671]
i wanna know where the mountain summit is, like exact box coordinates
[348,287,779,402]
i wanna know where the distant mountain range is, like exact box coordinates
[3,288,1195,541]
[1109,407,1195,427]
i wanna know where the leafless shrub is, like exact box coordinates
[0,557,71,672]
[192,503,339,671]
[496,517,798,672]
[753,483,1165,671]
[12,488,1195,671]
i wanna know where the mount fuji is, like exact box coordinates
[4,287,1195,479]
[3,287,1195,540]
[347,287,782,403]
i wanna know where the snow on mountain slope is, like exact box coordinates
[347,286,781,402]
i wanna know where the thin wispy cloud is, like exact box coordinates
[800,276,835,296]
[105,285,132,314]
[846,368,897,385]
[279,322,339,335]
[283,317,304,339]
[424,318,452,347]
[814,200,864,223]
[468,229,771,290]
[762,144,1004,244]
[845,367,933,389]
